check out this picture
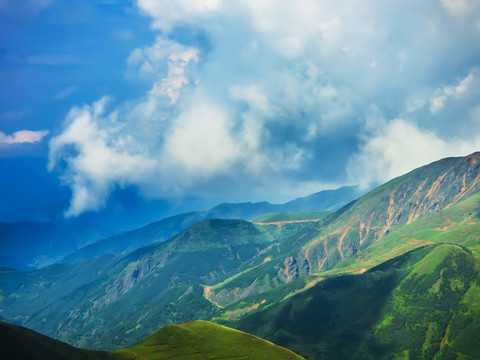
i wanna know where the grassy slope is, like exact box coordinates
[301,153,480,273]
[324,190,480,277]
[228,244,480,360]
[0,320,304,360]
[116,320,305,360]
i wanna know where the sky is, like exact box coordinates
[1,0,480,226]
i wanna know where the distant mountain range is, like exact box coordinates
[1,152,480,359]
[56,185,363,266]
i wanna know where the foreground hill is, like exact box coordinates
[230,244,480,359]
[0,320,304,360]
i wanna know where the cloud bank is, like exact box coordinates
[49,0,480,216]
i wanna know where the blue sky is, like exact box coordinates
[1,0,480,225]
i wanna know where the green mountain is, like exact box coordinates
[203,152,480,312]
[1,219,319,349]
[1,153,480,357]
[228,244,480,359]
[1,320,304,360]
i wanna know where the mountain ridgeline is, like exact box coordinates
[1,152,480,359]
[60,185,361,265]
[1,320,305,360]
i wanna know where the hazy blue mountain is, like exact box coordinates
[0,220,115,269]
[61,185,362,265]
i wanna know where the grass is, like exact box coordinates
[116,320,305,360]
[1,320,305,360]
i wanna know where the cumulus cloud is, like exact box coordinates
[128,37,199,104]
[0,130,49,144]
[136,0,221,30]
[441,0,480,17]
[348,119,480,188]
[430,71,476,113]
[49,0,480,215]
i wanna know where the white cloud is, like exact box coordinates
[49,0,480,215]
[128,37,199,104]
[137,0,222,30]
[162,102,242,177]
[441,0,479,16]
[0,130,49,144]
[347,119,480,188]
[48,97,157,216]
[48,90,308,215]
[430,71,476,113]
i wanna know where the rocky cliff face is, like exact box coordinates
[302,152,480,273]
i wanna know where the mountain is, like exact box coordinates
[0,185,360,269]
[114,320,305,360]
[0,221,67,270]
[1,320,115,360]
[60,211,212,264]
[1,218,322,349]
[1,153,480,354]
[202,152,480,311]
[208,185,361,218]
[1,320,305,360]
[0,220,114,269]
[61,185,361,265]
[229,244,480,359]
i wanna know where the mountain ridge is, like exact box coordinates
[60,185,361,265]
[1,152,480,355]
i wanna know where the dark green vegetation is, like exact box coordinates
[0,321,118,360]
[228,244,480,359]
[1,320,304,360]
[1,153,480,359]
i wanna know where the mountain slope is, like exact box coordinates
[203,152,480,313]
[0,321,118,360]
[0,219,118,269]
[115,320,305,360]
[301,153,480,274]
[1,320,304,360]
[3,219,314,349]
[229,244,480,360]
